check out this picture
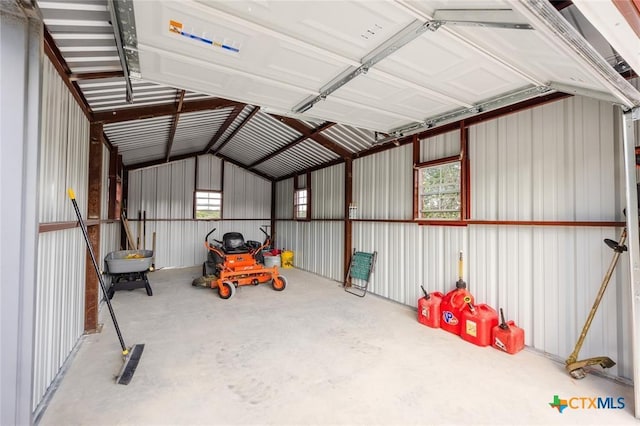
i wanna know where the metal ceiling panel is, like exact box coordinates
[39,0,120,73]
[170,108,234,156]
[79,78,178,110]
[322,124,375,154]
[215,105,257,148]
[218,111,301,166]
[183,90,218,101]
[104,116,172,165]
[254,139,340,178]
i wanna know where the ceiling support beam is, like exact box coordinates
[202,105,245,154]
[211,106,260,155]
[69,71,124,81]
[125,152,201,171]
[248,122,336,168]
[271,115,352,160]
[275,158,345,182]
[43,29,93,121]
[216,154,273,181]
[165,90,185,162]
[93,98,243,124]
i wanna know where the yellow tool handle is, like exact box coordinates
[458,251,463,280]
[67,188,76,200]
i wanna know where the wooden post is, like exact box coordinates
[85,123,103,333]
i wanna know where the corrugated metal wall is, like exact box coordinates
[312,163,344,219]
[468,96,630,379]
[33,58,90,409]
[39,59,89,222]
[471,97,617,221]
[276,220,344,281]
[276,179,294,219]
[353,144,413,219]
[127,158,271,268]
[276,163,346,281]
[99,144,121,307]
[420,129,460,162]
[196,154,222,190]
[349,95,631,380]
[223,163,271,219]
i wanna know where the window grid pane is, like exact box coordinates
[294,189,308,219]
[418,162,461,220]
[195,191,222,219]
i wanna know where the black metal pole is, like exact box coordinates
[68,189,128,352]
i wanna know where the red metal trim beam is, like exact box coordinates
[202,105,245,154]
[85,123,103,333]
[271,115,352,160]
[215,153,273,181]
[613,0,640,38]
[275,158,345,182]
[125,152,200,171]
[165,90,186,162]
[93,98,243,124]
[69,71,124,81]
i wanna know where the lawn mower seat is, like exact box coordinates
[222,232,250,254]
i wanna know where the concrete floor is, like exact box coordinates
[39,266,636,425]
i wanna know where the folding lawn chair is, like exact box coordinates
[344,249,377,297]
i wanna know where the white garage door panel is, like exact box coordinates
[134,1,347,92]
[332,73,455,120]
[307,97,413,132]
[138,48,309,110]
[194,0,415,61]
[449,26,611,93]
[378,29,529,101]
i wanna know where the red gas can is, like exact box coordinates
[440,285,474,336]
[417,286,444,328]
[460,304,498,346]
[491,308,525,354]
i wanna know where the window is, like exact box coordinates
[294,189,308,219]
[195,190,222,219]
[417,161,461,220]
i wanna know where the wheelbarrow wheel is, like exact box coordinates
[218,281,236,299]
[272,276,287,291]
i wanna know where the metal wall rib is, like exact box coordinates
[276,220,344,281]
[353,144,413,220]
[420,130,460,162]
[196,154,223,191]
[34,58,90,410]
[312,163,344,219]
[275,179,294,219]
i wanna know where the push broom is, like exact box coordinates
[68,189,144,385]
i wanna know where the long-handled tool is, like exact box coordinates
[68,189,144,385]
[565,228,627,379]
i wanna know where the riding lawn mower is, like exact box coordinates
[192,227,287,299]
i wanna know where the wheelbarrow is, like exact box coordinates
[104,250,154,299]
